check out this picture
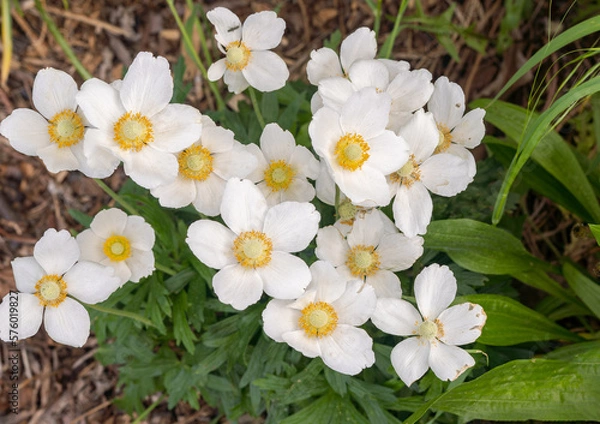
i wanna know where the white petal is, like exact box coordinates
[337,167,391,206]
[262,298,300,342]
[0,109,51,155]
[371,297,422,336]
[242,11,285,50]
[213,146,258,179]
[315,226,348,267]
[126,249,155,283]
[340,27,377,72]
[396,109,438,163]
[278,178,316,204]
[34,229,79,275]
[308,107,344,159]
[221,178,268,233]
[260,251,311,299]
[243,51,289,92]
[63,261,120,304]
[445,144,476,179]
[186,220,236,269]
[420,153,472,197]
[44,297,90,347]
[106,260,132,285]
[191,173,227,216]
[90,208,127,238]
[223,69,249,94]
[282,330,321,358]
[263,201,320,252]
[199,118,231,152]
[0,292,43,341]
[208,59,227,82]
[32,68,78,119]
[309,260,348,302]
[123,147,178,189]
[334,280,376,326]
[427,76,465,129]
[11,257,45,293]
[73,136,120,178]
[379,59,411,79]
[437,302,486,346]
[318,77,355,112]
[37,143,79,172]
[428,342,475,382]
[77,78,125,129]
[390,337,431,386]
[414,264,457,321]
[347,208,384,248]
[451,108,486,148]
[347,59,390,91]
[152,104,203,152]
[76,229,106,263]
[260,123,295,161]
[365,270,402,298]
[365,130,409,175]
[319,325,375,375]
[123,215,155,251]
[387,68,434,113]
[289,145,320,179]
[340,88,390,140]
[306,47,343,85]
[377,233,424,271]
[120,52,172,116]
[212,265,264,310]
[392,182,433,238]
[207,7,242,47]
[152,177,197,209]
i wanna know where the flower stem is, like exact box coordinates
[248,86,266,129]
[84,302,156,328]
[380,0,409,59]
[1,0,13,87]
[132,394,166,424]
[34,0,92,80]
[93,179,140,216]
[334,185,341,219]
[155,262,177,276]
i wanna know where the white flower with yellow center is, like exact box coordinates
[309,88,409,206]
[262,260,376,375]
[246,123,320,206]
[76,52,203,189]
[0,68,118,177]
[76,208,156,285]
[388,110,472,238]
[151,116,258,215]
[427,76,486,178]
[0,229,120,347]
[316,211,423,298]
[372,264,486,387]
[206,7,289,94]
[186,178,320,310]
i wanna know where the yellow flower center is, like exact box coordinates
[113,111,154,151]
[264,160,296,192]
[225,42,251,71]
[390,154,421,187]
[299,301,338,338]
[103,234,132,262]
[346,244,381,278]
[178,145,214,181]
[435,123,453,153]
[35,274,68,307]
[338,199,358,224]
[334,133,370,171]
[418,319,444,341]
[47,109,84,148]
[233,230,273,268]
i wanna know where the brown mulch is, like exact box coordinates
[0,0,592,422]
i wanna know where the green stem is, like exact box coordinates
[248,86,266,128]
[84,302,156,328]
[185,0,214,70]
[165,0,226,111]
[373,0,382,37]
[381,0,409,59]
[93,179,139,216]
[132,394,166,424]
[334,185,341,219]
[155,262,177,276]
[34,0,92,80]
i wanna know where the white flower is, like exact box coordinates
[0,229,120,347]
[76,208,156,285]
[262,261,376,375]
[388,109,472,237]
[0,68,118,177]
[207,7,289,94]
[316,211,423,298]
[186,178,320,310]
[309,88,409,206]
[76,52,203,189]
[151,116,257,215]
[371,264,486,387]
[246,123,320,206]
[427,76,486,178]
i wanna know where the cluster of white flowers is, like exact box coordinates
[0,8,487,387]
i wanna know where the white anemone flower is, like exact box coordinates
[0,229,120,347]
[262,260,376,376]
[316,211,423,298]
[388,109,472,238]
[0,68,118,177]
[76,208,156,285]
[186,178,320,310]
[151,116,258,215]
[309,88,409,206]
[76,52,203,189]
[427,76,486,178]
[207,7,289,94]
[372,264,486,387]
[246,123,320,206]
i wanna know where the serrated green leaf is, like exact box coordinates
[164,365,198,409]
[323,366,349,396]
[459,294,582,345]
[173,291,197,354]
[563,261,600,319]
[282,392,370,424]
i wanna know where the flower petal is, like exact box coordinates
[282,329,321,358]
[340,88,390,140]
[318,77,356,112]
[221,178,268,233]
[260,251,311,299]
[11,256,45,293]
[308,260,348,302]
[420,153,472,197]
[414,264,457,320]
[315,226,348,267]
[212,265,264,310]
[208,59,227,82]
[123,215,155,251]
[347,209,384,248]
[151,104,203,152]
[191,173,227,216]
[223,69,249,94]
[451,108,486,148]
[126,249,155,283]
[262,298,300,342]
[152,177,197,209]
[428,342,475,382]
[32,68,78,119]
[289,145,320,180]
[340,27,377,72]
[366,130,409,175]
[334,280,376,326]
[392,182,433,238]
[263,201,320,252]
[437,302,486,346]
[260,123,295,161]
[0,109,51,155]
[427,76,465,129]
[371,297,422,336]
[336,166,391,206]
[34,228,80,275]
[243,51,289,92]
[37,143,79,173]
[306,47,343,85]
[76,229,106,263]
[347,59,390,91]
[365,270,402,298]
[396,109,438,163]
[0,292,44,341]
[390,337,431,387]
[122,147,178,189]
[90,208,128,238]
[76,78,125,130]
[207,7,242,47]
[445,144,476,179]
[387,68,433,113]
[44,297,90,347]
[319,325,375,375]
[213,145,258,179]
[63,261,120,304]
[186,220,236,269]
[242,11,285,50]
[377,233,424,271]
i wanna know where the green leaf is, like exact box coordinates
[261,91,279,124]
[563,261,600,319]
[590,223,600,245]
[282,392,369,424]
[323,366,349,396]
[68,208,92,227]
[459,294,582,345]
[172,291,197,354]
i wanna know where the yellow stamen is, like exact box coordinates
[418,319,444,341]
[435,123,453,153]
[264,160,296,192]
[390,154,421,188]
[346,244,380,278]
[334,133,370,171]
[113,111,154,151]
[225,42,251,71]
[34,274,68,307]
[233,230,273,268]
[299,301,338,337]
[103,234,132,262]
[178,145,214,181]
[47,109,84,148]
